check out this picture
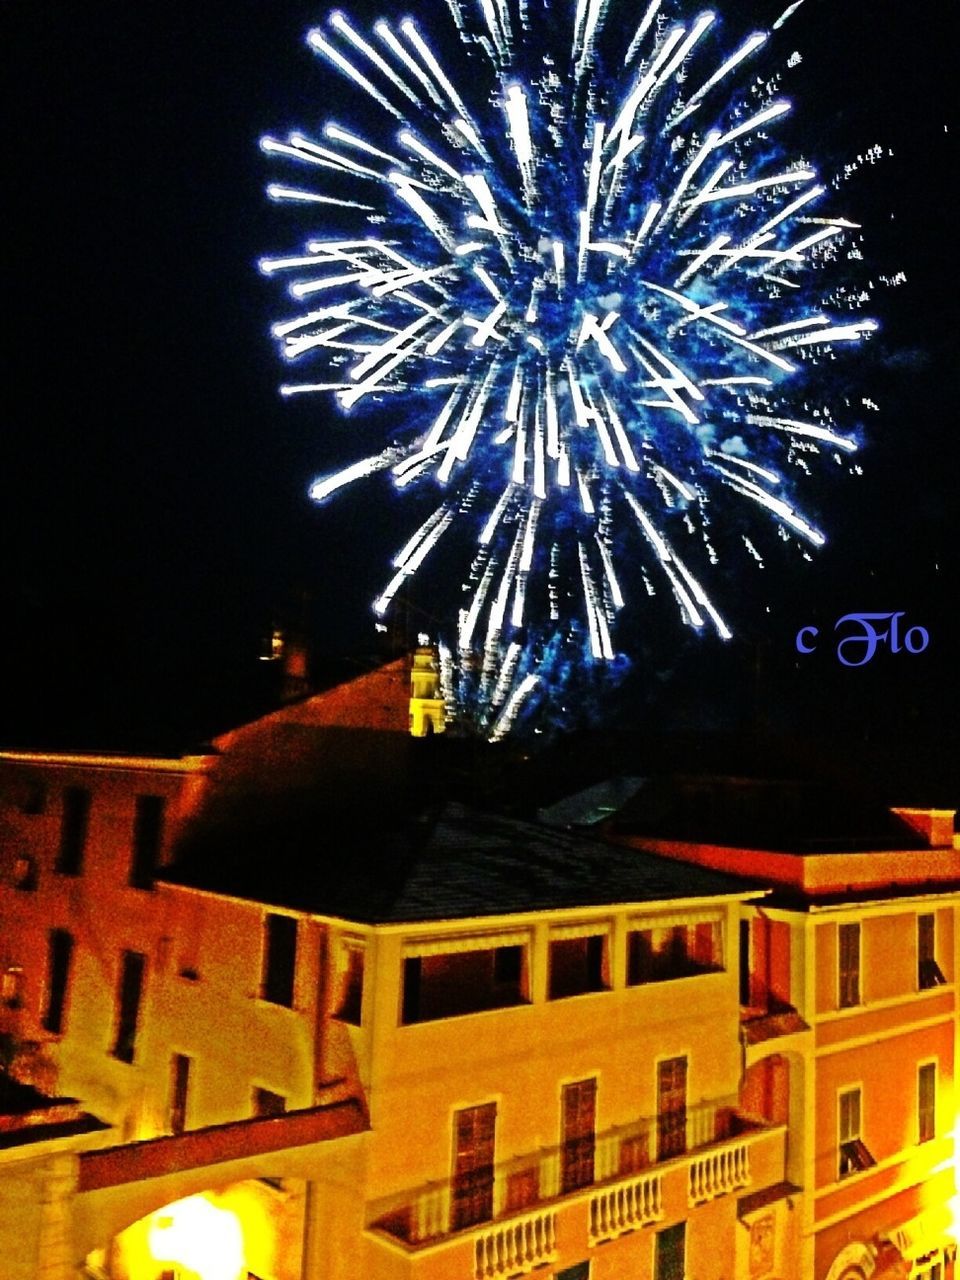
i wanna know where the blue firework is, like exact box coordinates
[260,0,876,737]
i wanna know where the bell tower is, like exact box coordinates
[409,643,446,737]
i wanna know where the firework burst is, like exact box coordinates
[260,0,876,737]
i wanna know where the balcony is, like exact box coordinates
[367,1100,786,1279]
[740,1002,810,1048]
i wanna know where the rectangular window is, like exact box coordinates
[556,1266,590,1280]
[2,966,25,1010]
[169,1054,191,1135]
[130,795,165,890]
[262,913,297,1007]
[400,944,526,1024]
[838,1085,875,1177]
[627,917,723,985]
[253,1087,286,1117]
[18,778,47,815]
[838,922,860,1009]
[657,1056,688,1161]
[13,854,38,891]
[918,1062,936,1143]
[451,1103,496,1231]
[739,918,751,1005]
[548,934,607,1000]
[561,1078,597,1193]
[655,1222,686,1280]
[918,914,946,990]
[56,786,90,875]
[111,950,146,1063]
[42,928,74,1034]
[334,943,364,1026]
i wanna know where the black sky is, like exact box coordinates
[4,1,957,798]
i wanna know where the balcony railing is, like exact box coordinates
[368,1096,771,1272]
[588,1168,663,1245]
[688,1142,750,1203]
[474,1208,557,1278]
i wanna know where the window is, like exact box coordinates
[451,1103,496,1231]
[739,919,751,1006]
[130,795,165,890]
[42,928,74,1034]
[12,854,37,891]
[261,913,297,1007]
[561,1078,597,1193]
[838,922,860,1009]
[918,914,946,990]
[334,943,364,1026]
[548,932,607,1000]
[253,1087,286,1117]
[400,941,527,1024]
[657,1056,687,1161]
[655,1222,686,1280]
[18,779,47,815]
[918,1062,936,1143]
[56,786,90,875]
[627,915,723,985]
[169,1054,191,1135]
[838,1086,875,1177]
[111,950,146,1062]
[556,1265,590,1280]
[1,966,25,1010]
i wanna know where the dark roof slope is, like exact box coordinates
[610,775,929,854]
[162,803,758,924]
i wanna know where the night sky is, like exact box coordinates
[5,1,957,801]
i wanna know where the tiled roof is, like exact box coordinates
[162,803,758,923]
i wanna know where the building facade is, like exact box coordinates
[610,777,960,1280]
[1,675,957,1280]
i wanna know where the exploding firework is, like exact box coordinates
[260,0,877,738]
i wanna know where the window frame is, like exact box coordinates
[252,1086,287,1118]
[547,926,610,1001]
[654,1220,686,1280]
[837,921,861,1009]
[261,912,298,1008]
[837,1083,876,1179]
[1,965,25,1010]
[917,913,947,990]
[560,1076,597,1194]
[626,912,724,986]
[169,1052,191,1136]
[917,1059,937,1144]
[55,786,90,876]
[42,927,74,1035]
[656,1054,688,1162]
[129,794,165,890]
[333,939,365,1026]
[111,949,146,1063]
[451,1100,497,1232]
[399,933,530,1024]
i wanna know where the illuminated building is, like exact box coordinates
[0,663,956,1279]
[608,777,960,1280]
[409,645,446,738]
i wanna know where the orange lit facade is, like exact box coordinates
[611,781,960,1280]
[1,673,958,1280]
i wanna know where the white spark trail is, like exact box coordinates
[307,30,404,119]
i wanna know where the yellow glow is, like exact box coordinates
[147,1195,244,1280]
[948,1114,960,1245]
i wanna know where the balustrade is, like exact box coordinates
[589,1171,663,1245]
[369,1103,765,1257]
[474,1209,557,1279]
[687,1141,750,1204]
